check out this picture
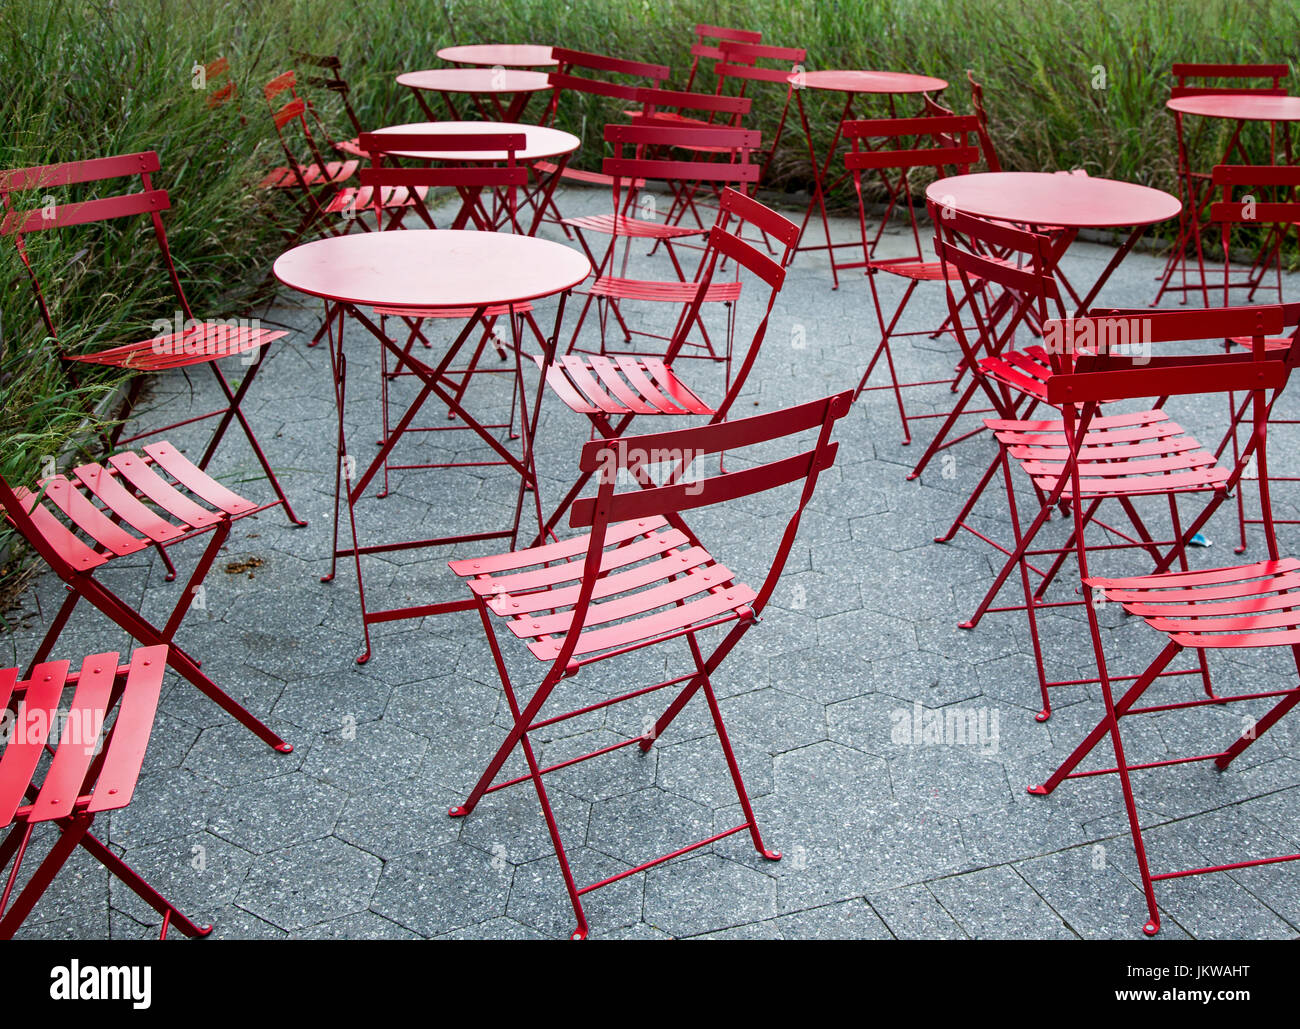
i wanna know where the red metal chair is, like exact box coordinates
[842,113,984,445]
[1209,164,1300,553]
[0,151,304,543]
[563,123,761,370]
[944,303,1283,722]
[0,445,293,754]
[1155,62,1291,306]
[261,72,427,242]
[533,48,671,234]
[535,187,800,542]
[681,24,762,93]
[292,50,369,158]
[0,645,213,939]
[201,57,238,111]
[446,389,853,939]
[714,40,806,185]
[355,130,549,496]
[1026,304,1300,936]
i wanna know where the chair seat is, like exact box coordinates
[334,136,367,158]
[533,161,646,189]
[449,516,756,661]
[587,275,742,304]
[561,213,705,240]
[978,344,1054,402]
[532,353,715,417]
[990,409,1228,499]
[68,322,287,372]
[11,442,257,573]
[1089,557,1300,649]
[258,158,357,189]
[373,301,533,320]
[324,183,430,214]
[0,646,166,830]
[869,254,1010,282]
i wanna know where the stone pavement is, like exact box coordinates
[6,185,1300,940]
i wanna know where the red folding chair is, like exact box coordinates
[713,40,806,185]
[261,72,427,243]
[0,445,293,754]
[943,303,1283,722]
[1026,305,1300,936]
[1154,62,1291,306]
[563,123,761,370]
[1209,164,1300,553]
[681,24,762,93]
[292,50,369,158]
[355,130,549,497]
[201,56,238,112]
[0,151,304,546]
[536,187,799,542]
[842,113,984,444]
[446,389,853,939]
[0,645,213,939]
[532,48,671,234]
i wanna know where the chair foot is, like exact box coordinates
[448,805,471,818]
[1143,917,1160,936]
[1027,784,1049,795]
[958,620,975,630]
[570,925,588,941]
[759,848,781,861]
[1035,707,1051,723]
[275,742,295,754]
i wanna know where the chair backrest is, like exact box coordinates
[713,40,806,177]
[1043,305,1295,559]
[930,203,1065,373]
[844,113,982,260]
[0,151,190,349]
[1210,164,1300,306]
[683,23,762,92]
[1170,62,1289,99]
[293,51,364,135]
[966,71,1002,172]
[543,47,671,126]
[555,389,851,669]
[631,85,751,128]
[202,57,237,110]
[357,131,527,231]
[601,122,761,218]
[662,189,800,409]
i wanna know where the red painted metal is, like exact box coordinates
[273,230,590,662]
[447,390,852,938]
[1210,167,1300,554]
[0,151,304,533]
[0,449,293,754]
[437,44,559,69]
[292,51,369,156]
[1027,305,1300,936]
[682,23,762,92]
[563,123,761,370]
[843,112,983,441]
[538,189,798,543]
[0,646,215,939]
[1156,63,1295,306]
[396,68,552,122]
[786,66,948,284]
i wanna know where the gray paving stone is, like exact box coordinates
[239,837,382,931]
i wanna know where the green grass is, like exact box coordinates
[0,0,1297,594]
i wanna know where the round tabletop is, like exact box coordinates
[274,231,591,309]
[926,172,1181,228]
[437,44,557,69]
[1166,94,1300,123]
[370,121,580,162]
[397,68,552,95]
[791,69,948,95]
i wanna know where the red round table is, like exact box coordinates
[371,120,580,235]
[273,231,590,661]
[926,171,1180,314]
[397,67,552,122]
[787,69,950,286]
[437,44,557,69]
[1157,94,1300,305]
